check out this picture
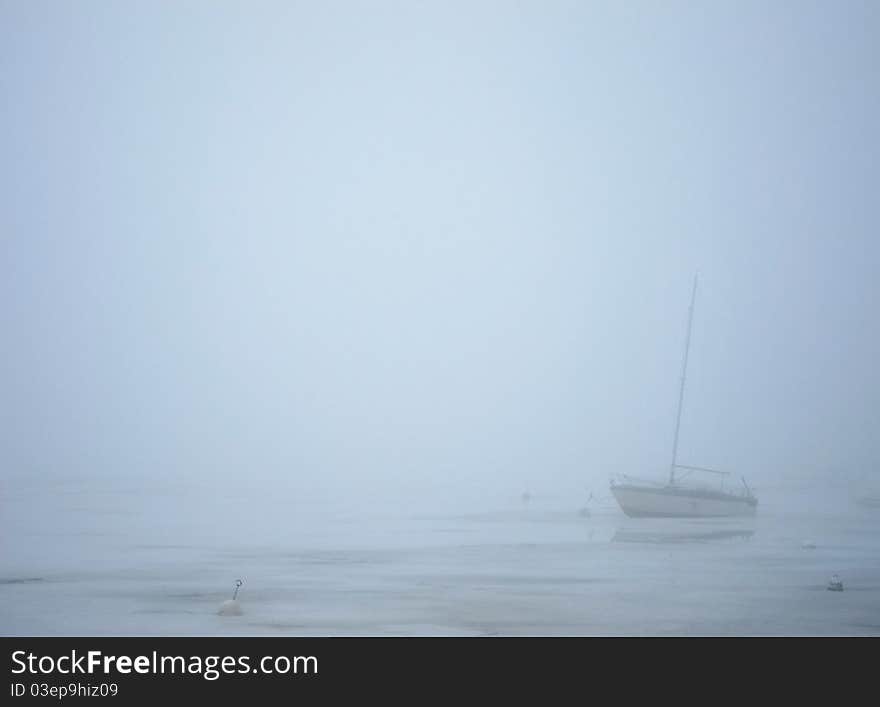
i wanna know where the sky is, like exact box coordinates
[1,1,878,503]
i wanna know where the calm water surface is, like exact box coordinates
[2,477,878,635]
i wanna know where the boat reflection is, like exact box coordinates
[611,521,755,544]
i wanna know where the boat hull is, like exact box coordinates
[611,483,757,518]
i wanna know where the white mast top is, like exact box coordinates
[669,274,698,486]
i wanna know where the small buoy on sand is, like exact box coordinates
[218,579,244,615]
[827,574,844,592]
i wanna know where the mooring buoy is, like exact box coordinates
[218,579,244,615]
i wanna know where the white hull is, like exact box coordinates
[611,484,757,518]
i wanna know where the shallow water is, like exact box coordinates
[1,477,878,635]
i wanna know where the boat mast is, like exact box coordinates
[669,274,698,486]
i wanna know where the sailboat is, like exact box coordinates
[610,276,758,518]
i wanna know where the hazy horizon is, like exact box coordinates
[3,1,878,502]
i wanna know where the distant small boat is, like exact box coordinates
[856,495,880,509]
[851,472,879,508]
[610,276,758,518]
[578,491,594,517]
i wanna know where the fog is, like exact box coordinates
[1,1,879,635]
